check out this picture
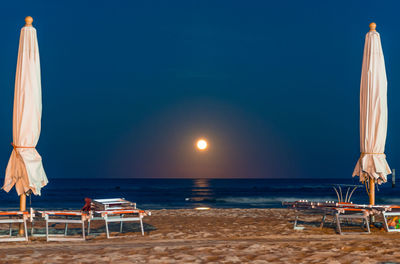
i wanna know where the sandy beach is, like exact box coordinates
[0,208,399,263]
[2,1,400,263]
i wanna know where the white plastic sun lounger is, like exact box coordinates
[0,211,29,242]
[381,206,400,232]
[283,201,371,235]
[89,209,149,238]
[88,198,151,238]
[36,211,89,241]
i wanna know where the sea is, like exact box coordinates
[1,178,400,210]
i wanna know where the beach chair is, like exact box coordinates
[284,201,372,234]
[286,200,330,230]
[88,198,150,238]
[334,206,370,235]
[0,211,29,242]
[34,210,89,241]
[286,200,340,230]
[330,204,400,233]
[284,193,400,234]
[284,184,369,233]
[380,206,400,232]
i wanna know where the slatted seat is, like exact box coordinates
[88,198,150,238]
[284,201,372,234]
[334,207,370,235]
[36,211,89,241]
[0,211,29,242]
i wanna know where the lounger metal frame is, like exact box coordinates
[0,211,28,242]
[335,209,370,235]
[382,211,400,232]
[88,210,147,238]
[293,208,330,230]
[38,211,88,241]
[286,201,372,235]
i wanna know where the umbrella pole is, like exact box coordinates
[369,178,375,205]
[19,194,26,235]
[369,178,375,225]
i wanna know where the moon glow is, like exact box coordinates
[196,139,208,151]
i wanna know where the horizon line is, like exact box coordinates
[48,177,362,180]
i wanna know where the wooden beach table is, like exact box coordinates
[0,211,29,242]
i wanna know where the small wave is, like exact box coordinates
[376,197,400,204]
[186,198,218,203]
[217,196,338,205]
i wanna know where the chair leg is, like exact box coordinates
[31,220,34,236]
[9,222,12,237]
[294,215,299,229]
[24,220,28,241]
[336,214,342,235]
[320,214,326,229]
[120,214,124,233]
[82,221,86,240]
[382,214,390,232]
[64,223,68,236]
[87,221,91,236]
[45,219,49,242]
[140,216,144,236]
[105,220,110,239]
[365,217,370,233]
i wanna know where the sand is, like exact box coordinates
[1,208,400,263]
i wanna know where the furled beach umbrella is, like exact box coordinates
[3,17,48,210]
[353,23,391,205]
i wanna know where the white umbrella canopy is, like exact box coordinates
[353,23,391,197]
[3,17,48,196]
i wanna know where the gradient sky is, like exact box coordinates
[1,0,400,179]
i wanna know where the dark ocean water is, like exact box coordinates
[1,178,400,210]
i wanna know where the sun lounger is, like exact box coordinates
[335,207,370,235]
[91,198,136,211]
[380,206,400,232]
[0,211,29,242]
[283,201,372,234]
[36,210,89,241]
[287,200,331,230]
[284,200,400,234]
[90,209,149,238]
[285,200,340,230]
[88,198,150,238]
[283,185,376,234]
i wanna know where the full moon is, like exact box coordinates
[196,139,208,150]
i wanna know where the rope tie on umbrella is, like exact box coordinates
[359,153,386,196]
[11,143,35,149]
[360,152,385,158]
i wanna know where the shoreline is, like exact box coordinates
[1,208,400,263]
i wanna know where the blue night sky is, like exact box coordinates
[1,1,400,179]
